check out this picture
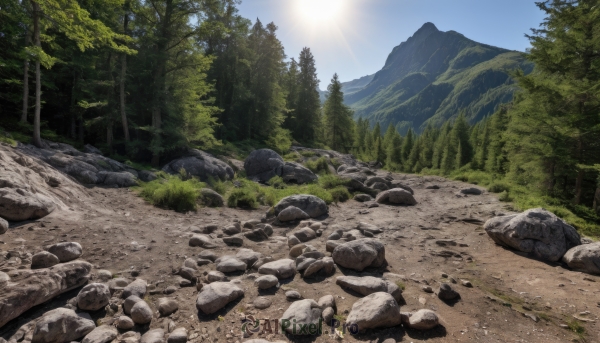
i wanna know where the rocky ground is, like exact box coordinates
[0,143,599,343]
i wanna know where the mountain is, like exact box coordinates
[343,22,533,133]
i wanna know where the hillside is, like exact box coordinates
[343,22,533,133]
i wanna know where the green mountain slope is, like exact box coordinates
[344,22,533,133]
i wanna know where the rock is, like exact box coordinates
[244,228,269,241]
[216,256,247,273]
[198,250,218,261]
[115,316,135,330]
[83,144,103,155]
[303,260,325,278]
[0,261,92,328]
[287,236,301,248]
[290,227,317,243]
[222,235,244,247]
[252,256,274,270]
[280,299,323,334]
[200,188,224,207]
[236,249,263,267]
[167,327,188,343]
[253,296,272,309]
[179,267,196,281]
[336,276,402,302]
[375,188,417,205]
[332,239,386,271]
[124,295,143,315]
[0,217,7,234]
[322,307,334,325]
[98,171,137,187]
[157,298,179,316]
[223,223,242,236]
[356,222,383,235]
[255,275,279,289]
[140,329,165,343]
[296,256,317,271]
[0,188,56,221]
[0,271,9,286]
[460,279,473,287]
[189,234,217,248]
[289,244,307,258]
[281,162,318,184]
[131,300,153,324]
[460,187,483,195]
[426,184,440,189]
[108,277,129,293]
[318,295,336,310]
[183,258,199,270]
[346,292,401,332]
[96,270,112,282]
[353,194,373,202]
[326,240,341,252]
[278,206,311,222]
[196,282,244,314]
[438,283,459,301]
[82,325,118,343]
[32,308,95,343]
[138,170,157,182]
[31,251,60,269]
[258,259,296,279]
[206,271,227,283]
[273,195,328,219]
[244,149,285,183]
[46,242,82,262]
[321,257,335,275]
[484,208,582,262]
[123,279,147,299]
[562,242,600,274]
[390,181,414,195]
[162,149,234,182]
[77,283,111,311]
[404,309,439,330]
[285,290,303,301]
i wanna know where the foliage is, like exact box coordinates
[329,186,351,203]
[138,175,206,212]
[304,157,330,174]
[323,73,355,152]
[265,128,292,155]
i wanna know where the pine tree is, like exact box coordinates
[323,73,354,152]
[294,47,321,143]
[401,128,414,162]
[386,131,402,170]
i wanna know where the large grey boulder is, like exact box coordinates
[562,242,600,274]
[46,242,82,262]
[82,325,118,343]
[0,188,56,221]
[32,308,96,343]
[281,162,318,184]
[332,239,386,271]
[77,283,111,311]
[346,292,401,332]
[162,149,234,182]
[258,259,296,280]
[196,282,244,314]
[280,299,323,335]
[244,149,284,183]
[336,276,402,302]
[484,208,581,262]
[0,261,92,328]
[375,188,417,205]
[273,195,328,218]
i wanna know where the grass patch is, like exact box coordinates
[0,135,17,147]
[305,157,330,174]
[318,174,349,189]
[333,314,346,322]
[283,152,300,162]
[487,181,511,193]
[329,186,351,203]
[137,173,206,212]
[300,151,317,158]
[395,281,406,291]
[567,319,586,340]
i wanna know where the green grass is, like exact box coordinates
[395,281,406,291]
[227,185,260,208]
[305,157,330,174]
[136,174,206,212]
[329,186,352,203]
[0,135,17,147]
[567,319,586,341]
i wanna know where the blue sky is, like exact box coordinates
[237,0,546,90]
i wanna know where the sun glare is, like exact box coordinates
[296,0,344,24]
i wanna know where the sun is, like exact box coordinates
[295,0,344,24]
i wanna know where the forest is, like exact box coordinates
[0,0,599,234]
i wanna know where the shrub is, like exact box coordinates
[265,128,292,155]
[329,186,351,203]
[267,176,287,189]
[318,175,349,189]
[305,157,330,174]
[138,176,205,212]
[227,187,259,208]
[207,176,230,195]
[488,181,511,193]
[498,191,512,202]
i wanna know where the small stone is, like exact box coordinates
[131,300,153,324]
[285,290,303,301]
[115,316,135,330]
[253,296,272,309]
[438,283,459,301]
[157,298,179,316]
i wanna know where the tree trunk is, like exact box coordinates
[31,0,42,148]
[21,25,30,123]
[107,52,114,155]
[120,12,130,143]
[594,186,600,216]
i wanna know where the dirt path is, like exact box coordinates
[1,172,598,343]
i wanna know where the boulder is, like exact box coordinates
[375,188,417,206]
[255,275,279,289]
[0,271,9,286]
[206,271,227,283]
[0,217,7,234]
[200,188,224,207]
[196,282,244,314]
[332,239,386,271]
[83,144,103,155]
[167,327,188,343]
[318,294,336,310]
[123,295,143,315]
[122,279,147,299]
[346,292,401,332]
[236,249,263,267]
[281,162,318,184]
[280,299,323,335]
[403,309,439,330]
[258,259,296,279]
[289,227,317,243]
[253,296,272,310]
[46,242,82,262]
[31,251,60,269]
[278,206,310,222]
[77,283,111,311]
[157,297,179,316]
[244,149,284,183]
[189,234,217,248]
[336,276,402,302]
[32,308,96,343]
[115,316,134,330]
[484,208,581,262]
[303,260,325,278]
[353,194,373,202]
[0,261,92,328]
[140,329,165,343]
[162,149,234,182]
[82,325,118,343]
[273,195,328,218]
[322,307,335,325]
[460,187,483,195]
[0,188,56,221]
[97,171,137,187]
[222,235,244,247]
[223,223,242,236]
[390,181,414,195]
[562,242,600,274]
[216,256,247,273]
[198,250,218,261]
[438,283,459,301]
[131,300,153,324]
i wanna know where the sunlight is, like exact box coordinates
[295,0,345,24]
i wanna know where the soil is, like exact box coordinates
[1,172,598,343]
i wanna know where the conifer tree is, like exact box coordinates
[294,47,321,143]
[323,73,354,152]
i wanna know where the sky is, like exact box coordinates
[237,0,547,90]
